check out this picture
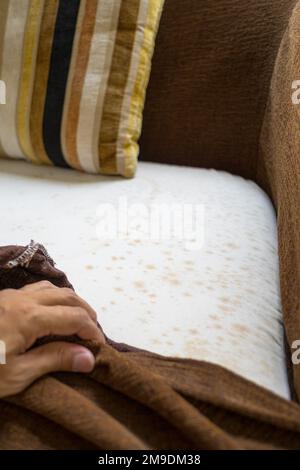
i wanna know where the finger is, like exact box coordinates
[26,306,104,347]
[33,288,97,323]
[14,342,96,392]
[21,280,57,292]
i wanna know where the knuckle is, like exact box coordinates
[0,289,19,307]
[89,309,97,322]
[62,289,77,303]
[37,280,54,289]
[73,306,88,322]
[62,287,75,296]
[20,283,34,292]
[28,306,42,324]
[0,291,25,319]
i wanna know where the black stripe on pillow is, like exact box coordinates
[43,0,81,167]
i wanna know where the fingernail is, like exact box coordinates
[72,349,95,373]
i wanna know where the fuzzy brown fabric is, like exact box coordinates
[0,243,300,450]
[140,0,298,179]
[257,2,300,402]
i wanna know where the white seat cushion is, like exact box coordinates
[0,159,290,399]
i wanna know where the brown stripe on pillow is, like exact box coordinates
[61,0,98,171]
[30,0,59,165]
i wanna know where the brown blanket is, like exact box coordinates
[0,243,300,450]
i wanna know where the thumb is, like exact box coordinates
[20,342,96,384]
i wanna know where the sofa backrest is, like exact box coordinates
[140,0,297,181]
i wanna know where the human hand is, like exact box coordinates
[0,281,104,398]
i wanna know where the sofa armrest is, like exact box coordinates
[258,1,300,400]
[140,0,296,179]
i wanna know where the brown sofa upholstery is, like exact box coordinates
[141,0,297,180]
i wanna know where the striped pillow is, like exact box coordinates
[0,0,164,177]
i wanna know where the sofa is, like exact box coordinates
[1,0,300,417]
